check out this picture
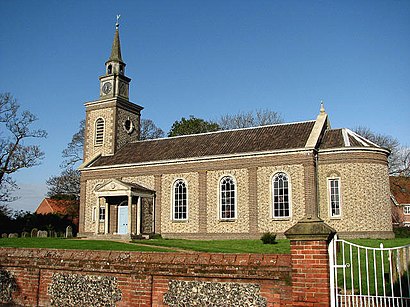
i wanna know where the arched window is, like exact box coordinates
[95,118,105,145]
[220,176,236,219]
[272,172,291,218]
[173,179,187,220]
[107,64,112,74]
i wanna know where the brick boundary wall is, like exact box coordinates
[0,236,332,306]
[0,248,294,306]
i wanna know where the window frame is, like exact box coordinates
[219,175,237,220]
[403,205,410,215]
[99,206,106,221]
[94,117,105,146]
[272,172,292,219]
[172,179,188,221]
[328,177,342,218]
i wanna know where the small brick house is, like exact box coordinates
[390,176,410,227]
[35,198,79,228]
[78,23,393,240]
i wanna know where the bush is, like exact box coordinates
[261,232,277,244]
[394,227,410,238]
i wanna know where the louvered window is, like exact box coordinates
[95,118,105,145]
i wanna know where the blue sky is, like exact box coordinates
[1,0,409,212]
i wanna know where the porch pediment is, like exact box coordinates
[94,179,155,197]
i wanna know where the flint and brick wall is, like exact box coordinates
[80,153,312,239]
[318,152,393,238]
[0,248,293,306]
[80,150,393,239]
[0,236,333,306]
[84,108,115,160]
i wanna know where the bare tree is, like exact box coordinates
[46,168,80,198]
[354,126,409,176]
[140,118,165,140]
[218,109,283,130]
[0,93,47,203]
[61,120,84,169]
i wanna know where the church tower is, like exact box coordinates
[83,18,143,162]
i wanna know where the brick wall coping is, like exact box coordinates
[0,248,291,280]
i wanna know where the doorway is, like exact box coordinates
[117,201,128,234]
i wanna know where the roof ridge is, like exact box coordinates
[136,119,316,144]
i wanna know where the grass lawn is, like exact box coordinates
[132,238,291,254]
[1,237,409,255]
[0,237,172,252]
[0,237,290,254]
[349,237,410,248]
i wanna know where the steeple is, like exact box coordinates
[105,15,126,76]
[108,17,124,64]
[85,15,143,162]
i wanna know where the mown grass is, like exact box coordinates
[0,237,290,253]
[2,237,409,256]
[0,237,171,252]
[132,238,291,254]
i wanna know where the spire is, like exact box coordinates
[108,15,123,63]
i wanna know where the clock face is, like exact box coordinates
[102,82,112,94]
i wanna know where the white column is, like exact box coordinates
[95,197,100,234]
[104,198,109,234]
[127,193,132,235]
[136,197,141,236]
[152,196,155,234]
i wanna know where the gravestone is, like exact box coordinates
[31,228,38,238]
[65,226,73,238]
[38,230,48,238]
[49,230,56,238]
[8,233,18,238]
[21,232,30,238]
[1,233,8,238]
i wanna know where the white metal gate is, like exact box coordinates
[329,235,410,306]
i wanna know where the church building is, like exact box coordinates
[78,22,393,240]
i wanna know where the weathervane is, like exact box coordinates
[116,14,121,29]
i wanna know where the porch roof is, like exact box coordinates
[94,179,155,197]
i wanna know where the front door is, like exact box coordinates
[117,205,128,234]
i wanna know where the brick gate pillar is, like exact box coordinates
[285,218,336,306]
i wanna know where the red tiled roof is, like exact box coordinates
[91,121,316,167]
[35,198,78,215]
[390,176,410,205]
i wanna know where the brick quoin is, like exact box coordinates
[285,218,336,307]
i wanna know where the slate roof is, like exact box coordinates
[390,176,410,205]
[320,128,381,150]
[91,121,316,167]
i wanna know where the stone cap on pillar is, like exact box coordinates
[284,217,336,242]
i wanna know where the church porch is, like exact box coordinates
[91,179,155,239]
